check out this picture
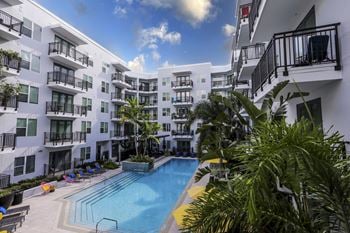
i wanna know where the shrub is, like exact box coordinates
[103,161,119,170]
[129,155,154,165]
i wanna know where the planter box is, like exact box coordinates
[0,192,14,209]
[122,161,153,172]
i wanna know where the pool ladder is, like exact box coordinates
[96,217,118,233]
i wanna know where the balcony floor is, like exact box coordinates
[0,24,21,41]
[47,83,86,95]
[238,59,259,81]
[49,53,87,70]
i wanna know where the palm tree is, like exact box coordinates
[139,119,161,156]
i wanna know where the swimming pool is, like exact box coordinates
[66,158,198,232]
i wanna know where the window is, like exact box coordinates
[88,60,94,67]
[18,85,38,104]
[22,18,32,38]
[16,118,37,137]
[20,50,30,70]
[162,77,170,86]
[80,147,91,160]
[29,86,39,104]
[25,155,35,174]
[33,23,42,41]
[297,98,323,128]
[102,67,106,73]
[101,101,109,113]
[83,75,93,88]
[162,123,171,132]
[14,157,25,176]
[201,94,206,99]
[162,108,170,116]
[197,123,202,128]
[18,84,28,102]
[201,78,206,83]
[82,97,92,111]
[100,122,108,133]
[101,81,109,93]
[31,54,40,73]
[81,121,92,134]
[162,92,170,101]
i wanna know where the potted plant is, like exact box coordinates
[0,190,14,209]
[0,81,20,108]
[10,185,24,206]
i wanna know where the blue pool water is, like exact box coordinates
[66,159,198,232]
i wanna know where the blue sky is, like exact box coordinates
[35,0,236,72]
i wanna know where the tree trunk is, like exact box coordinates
[134,124,138,157]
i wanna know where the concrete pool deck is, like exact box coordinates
[14,157,209,233]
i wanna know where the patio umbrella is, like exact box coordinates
[205,158,227,164]
[172,204,191,227]
[187,186,206,199]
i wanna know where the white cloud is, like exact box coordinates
[148,43,158,49]
[115,0,133,4]
[128,54,145,72]
[113,6,127,17]
[151,50,161,61]
[140,0,214,27]
[137,22,181,49]
[222,24,236,37]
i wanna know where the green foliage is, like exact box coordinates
[103,161,119,170]
[129,154,154,165]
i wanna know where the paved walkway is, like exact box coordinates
[14,157,209,233]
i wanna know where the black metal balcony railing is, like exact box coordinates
[237,43,265,74]
[47,71,88,91]
[171,80,193,88]
[0,9,23,35]
[251,23,341,96]
[0,133,16,151]
[172,96,194,104]
[171,130,194,136]
[44,132,86,145]
[236,3,251,43]
[48,42,89,66]
[234,80,249,87]
[0,53,21,73]
[111,92,125,101]
[212,80,233,88]
[171,113,188,120]
[111,111,122,119]
[110,130,125,138]
[249,0,262,39]
[140,100,158,106]
[111,73,124,82]
[139,86,158,92]
[149,114,158,120]
[46,102,87,116]
[0,95,18,110]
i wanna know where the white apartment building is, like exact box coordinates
[232,0,349,138]
[0,0,233,183]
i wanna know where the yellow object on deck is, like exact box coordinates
[0,231,7,233]
[205,158,227,164]
[172,204,191,227]
[187,186,205,199]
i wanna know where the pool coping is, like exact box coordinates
[56,156,197,233]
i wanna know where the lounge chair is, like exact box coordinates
[77,170,92,179]
[0,215,25,228]
[5,205,30,216]
[86,166,103,175]
[63,175,80,183]
[0,224,16,233]
[94,162,106,173]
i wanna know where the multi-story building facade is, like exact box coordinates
[0,0,233,183]
[232,0,348,137]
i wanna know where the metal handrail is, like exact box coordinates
[48,42,89,66]
[47,71,88,91]
[95,218,118,233]
[0,9,23,34]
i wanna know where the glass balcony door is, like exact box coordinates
[52,91,74,113]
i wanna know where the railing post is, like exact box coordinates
[12,134,16,150]
[9,16,12,32]
[282,33,289,76]
[1,134,5,151]
[273,36,278,79]
[334,24,341,71]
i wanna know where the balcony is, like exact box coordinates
[252,24,341,101]
[0,133,16,153]
[233,80,250,91]
[111,73,132,89]
[171,80,193,90]
[125,83,138,93]
[139,85,158,94]
[2,0,23,6]
[48,42,89,69]
[0,10,22,41]
[248,0,315,43]
[140,100,158,108]
[236,43,265,81]
[171,130,194,140]
[172,97,193,106]
[171,113,188,123]
[44,132,86,148]
[236,3,251,47]
[0,95,18,114]
[0,52,21,77]
[46,102,87,119]
[111,93,128,105]
[47,71,88,94]
[110,130,128,140]
[111,111,122,121]
[211,81,233,90]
